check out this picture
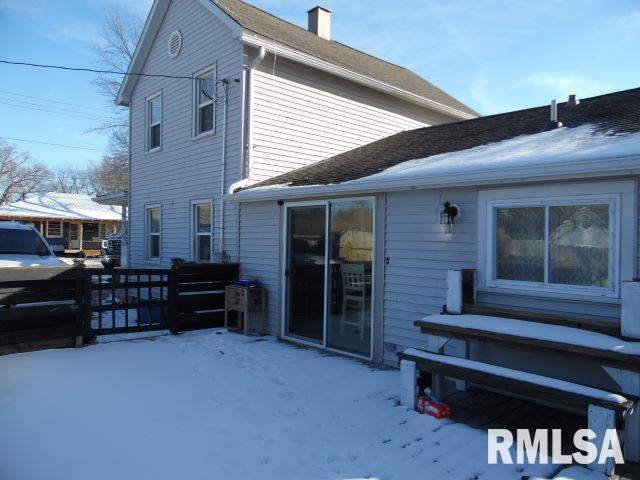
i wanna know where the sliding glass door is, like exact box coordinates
[285,205,326,343]
[284,199,374,358]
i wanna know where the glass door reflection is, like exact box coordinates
[327,200,374,357]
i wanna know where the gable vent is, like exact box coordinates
[168,30,182,58]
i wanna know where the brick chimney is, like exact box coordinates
[308,6,331,40]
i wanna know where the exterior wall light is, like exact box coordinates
[440,201,460,234]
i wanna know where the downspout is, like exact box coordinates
[219,79,229,260]
[236,46,266,262]
[244,46,265,177]
[126,104,132,268]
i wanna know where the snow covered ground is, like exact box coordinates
[0,330,565,480]
[60,257,104,268]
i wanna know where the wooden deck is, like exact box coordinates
[445,386,640,479]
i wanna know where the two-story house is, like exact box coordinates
[117,0,476,267]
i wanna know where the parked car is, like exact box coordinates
[0,221,65,268]
[100,232,122,268]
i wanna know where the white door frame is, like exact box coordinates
[280,197,376,361]
[68,222,81,249]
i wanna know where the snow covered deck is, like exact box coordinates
[0,330,567,480]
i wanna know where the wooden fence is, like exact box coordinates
[0,263,240,351]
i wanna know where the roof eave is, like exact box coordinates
[227,154,640,203]
[241,32,477,120]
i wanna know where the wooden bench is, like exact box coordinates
[398,348,638,475]
[414,314,640,373]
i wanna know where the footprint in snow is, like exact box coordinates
[277,390,296,401]
[269,375,286,386]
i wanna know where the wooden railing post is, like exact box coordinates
[168,266,179,334]
[81,269,93,341]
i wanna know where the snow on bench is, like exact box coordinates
[400,348,632,408]
[415,314,640,370]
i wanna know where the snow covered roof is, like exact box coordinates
[230,87,640,202]
[0,192,122,221]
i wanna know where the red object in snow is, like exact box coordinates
[416,392,451,419]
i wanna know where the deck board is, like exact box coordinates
[442,385,639,478]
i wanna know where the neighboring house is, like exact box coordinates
[229,88,640,372]
[0,192,121,252]
[117,0,476,267]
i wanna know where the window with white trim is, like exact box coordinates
[191,201,212,262]
[46,221,62,238]
[146,206,161,260]
[479,181,634,299]
[194,67,215,136]
[146,93,162,151]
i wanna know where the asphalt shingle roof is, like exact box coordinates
[212,0,477,116]
[244,87,640,190]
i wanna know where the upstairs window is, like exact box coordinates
[194,68,215,136]
[146,94,162,151]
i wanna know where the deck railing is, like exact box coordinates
[0,263,240,352]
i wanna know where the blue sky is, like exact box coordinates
[0,0,638,168]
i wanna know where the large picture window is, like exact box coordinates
[191,201,212,262]
[495,203,612,289]
[146,206,161,260]
[146,93,162,151]
[194,67,215,136]
[478,182,634,298]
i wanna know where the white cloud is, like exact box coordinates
[470,69,504,115]
[613,10,640,38]
[45,20,104,47]
[517,74,614,99]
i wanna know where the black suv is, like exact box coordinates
[100,233,122,268]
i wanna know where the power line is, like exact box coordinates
[0,59,195,80]
[0,89,106,112]
[0,136,106,153]
[0,97,111,120]
[0,99,109,122]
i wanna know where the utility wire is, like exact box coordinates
[0,97,112,120]
[0,136,106,152]
[0,59,195,80]
[0,89,106,112]
[0,99,110,122]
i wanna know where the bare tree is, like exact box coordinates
[91,7,143,131]
[0,140,51,205]
[87,7,142,194]
[48,166,90,194]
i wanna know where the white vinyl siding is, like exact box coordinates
[239,201,281,335]
[247,55,452,181]
[128,0,243,267]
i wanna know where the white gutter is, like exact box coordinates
[226,154,640,203]
[240,32,477,121]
